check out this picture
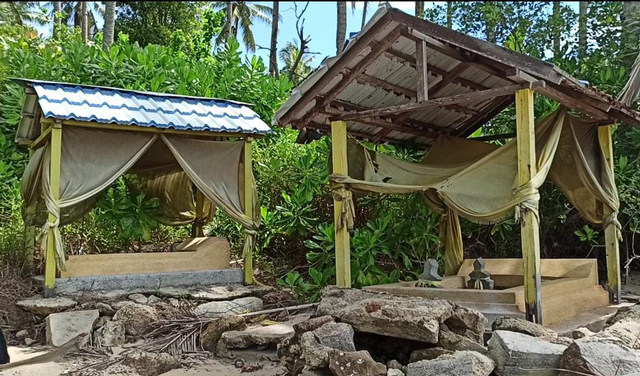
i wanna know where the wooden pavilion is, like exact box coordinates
[274,5,640,324]
[14,79,268,296]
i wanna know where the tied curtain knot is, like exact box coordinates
[603,211,623,241]
[513,183,540,224]
[330,174,355,232]
[242,228,258,258]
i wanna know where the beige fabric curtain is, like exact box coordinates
[161,135,259,259]
[440,207,464,276]
[38,128,158,269]
[332,108,620,273]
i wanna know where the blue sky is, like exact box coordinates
[32,1,581,68]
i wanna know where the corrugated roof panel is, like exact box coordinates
[24,80,271,135]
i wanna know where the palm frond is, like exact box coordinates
[619,50,640,106]
[248,4,273,24]
[239,5,256,52]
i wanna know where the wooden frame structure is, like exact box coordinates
[15,79,268,296]
[275,6,639,323]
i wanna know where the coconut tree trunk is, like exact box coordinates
[103,1,116,50]
[552,1,561,59]
[415,1,425,19]
[53,1,62,37]
[336,1,347,54]
[269,1,279,76]
[226,1,234,43]
[446,1,453,28]
[578,1,588,59]
[81,1,89,43]
[361,1,368,30]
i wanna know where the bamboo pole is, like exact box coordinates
[44,122,63,297]
[515,88,543,323]
[243,138,254,285]
[193,189,205,237]
[598,125,621,304]
[331,120,351,288]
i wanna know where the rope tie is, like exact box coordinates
[513,184,540,224]
[242,228,258,258]
[330,180,355,232]
[603,211,623,241]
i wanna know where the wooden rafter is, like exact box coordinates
[297,27,404,128]
[416,39,429,101]
[428,62,471,97]
[332,82,544,122]
[351,70,415,98]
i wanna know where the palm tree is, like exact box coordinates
[269,1,279,76]
[280,41,314,84]
[80,1,88,43]
[103,1,116,49]
[212,2,274,52]
[578,1,589,59]
[361,1,369,30]
[53,1,62,37]
[336,1,347,54]
[415,1,425,19]
[46,2,104,39]
[0,2,48,26]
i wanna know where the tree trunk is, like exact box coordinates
[446,1,453,28]
[483,1,496,43]
[578,1,588,59]
[81,1,89,44]
[361,1,368,30]
[103,1,116,50]
[226,1,234,43]
[269,1,279,76]
[53,1,62,37]
[336,1,347,54]
[552,1,561,59]
[415,1,425,19]
[623,2,640,65]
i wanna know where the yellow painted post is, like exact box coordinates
[598,125,621,304]
[23,148,36,267]
[243,138,254,285]
[331,120,351,288]
[44,122,62,297]
[193,189,205,237]
[515,88,543,323]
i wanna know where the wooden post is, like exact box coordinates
[44,122,62,297]
[23,148,37,267]
[192,189,205,237]
[416,39,428,101]
[515,88,543,323]
[243,138,254,285]
[331,120,351,288]
[598,125,621,304]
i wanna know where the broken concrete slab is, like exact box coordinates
[438,327,488,355]
[328,350,387,376]
[128,293,148,304]
[113,303,159,336]
[409,348,454,363]
[217,321,295,354]
[16,296,77,316]
[194,297,263,319]
[316,287,470,344]
[94,320,125,347]
[492,316,557,339]
[571,327,593,339]
[604,303,640,327]
[313,322,356,352]
[488,330,566,376]
[388,369,405,376]
[406,351,494,376]
[46,309,99,347]
[560,338,640,376]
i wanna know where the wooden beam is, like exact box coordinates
[458,96,514,137]
[416,39,429,101]
[243,138,254,285]
[29,126,52,149]
[516,88,543,324]
[298,27,404,128]
[333,82,543,121]
[331,120,351,288]
[352,71,415,98]
[280,18,397,125]
[44,122,62,297]
[536,85,609,121]
[598,125,621,304]
[429,63,470,97]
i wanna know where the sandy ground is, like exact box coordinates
[2,347,285,376]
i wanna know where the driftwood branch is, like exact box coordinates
[0,333,89,370]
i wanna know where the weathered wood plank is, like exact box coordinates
[516,88,543,324]
[416,39,429,101]
[243,139,254,285]
[44,122,62,297]
[333,82,543,121]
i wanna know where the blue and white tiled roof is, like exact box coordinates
[13,79,272,135]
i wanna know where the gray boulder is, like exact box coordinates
[316,287,472,344]
[388,369,405,376]
[201,315,246,352]
[446,305,485,343]
[300,331,332,369]
[94,320,125,347]
[95,302,115,316]
[438,326,488,355]
[492,316,557,339]
[571,327,593,339]
[328,350,387,376]
[17,296,77,316]
[489,330,567,376]
[604,303,640,327]
[409,348,454,363]
[406,351,494,376]
[46,309,99,347]
[123,350,180,376]
[113,303,158,336]
[194,297,263,319]
[128,293,149,304]
[313,322,356,352]
[560,338,640,376]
